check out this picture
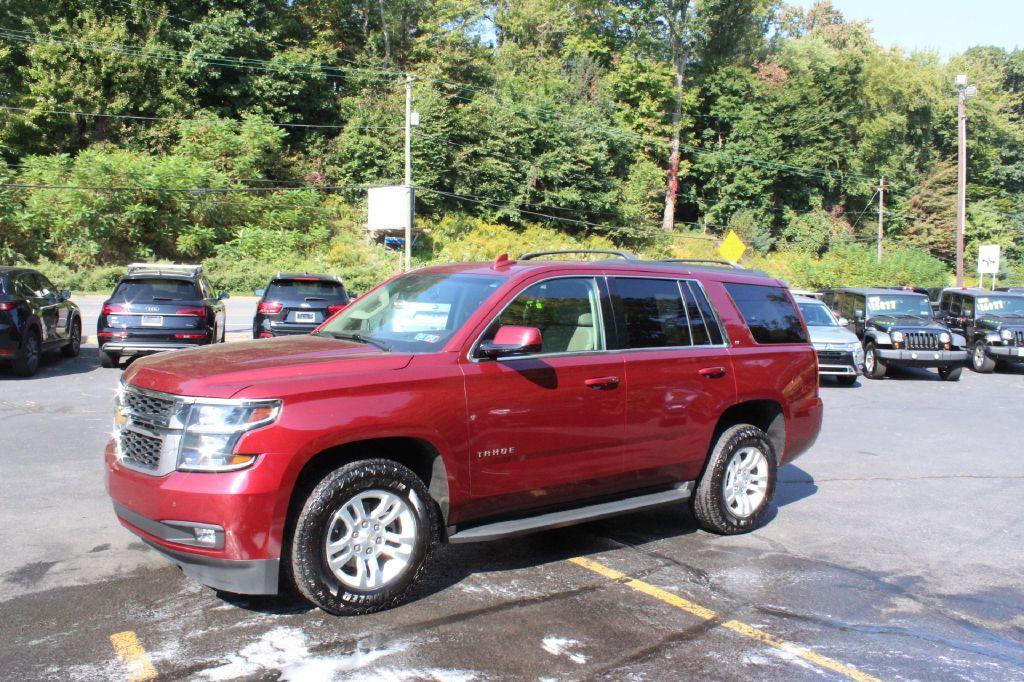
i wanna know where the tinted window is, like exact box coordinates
[268,279,347,300]
[609,278,690,349]
[111,278,200,302]
[940,293,951,312]
[482,278,603,354]
[684,280,724,345]
[797,301,838,326]
[724,283,807,344]
[14,275,37,298]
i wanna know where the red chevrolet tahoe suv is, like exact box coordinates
[106,251,822,615]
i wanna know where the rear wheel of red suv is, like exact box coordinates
[290,459,438,615]
[691,424,777,535]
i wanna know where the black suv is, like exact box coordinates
[829,287,967,381]
[938,288,1024,373]
[0,266,82,376]
[253,273,349,338]
[98,264,228,368]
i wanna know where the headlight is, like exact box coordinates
[940,332,951,343]
[178,400,281,472]
[1001,329,1013,341]
[891,331,904,343]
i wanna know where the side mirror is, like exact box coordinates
[59,289,71,301]
[838,317,849,326]
[477,325,543,359]
[854,309,865,320]
[218,290,230,300]
[254,288,265,297]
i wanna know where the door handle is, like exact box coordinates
[698,366,727,379]
[584,376,620,390]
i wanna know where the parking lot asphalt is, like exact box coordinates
[1,347,1023,681]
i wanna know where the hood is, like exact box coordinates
[807,325,859,345]
[868,314,945,331]
[977,314,1024,330]
[124,335,413,398]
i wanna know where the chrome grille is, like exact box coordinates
[816,350,852,362]
[904,331,940,350]
[123,390,177,427]
[119,429,162,470]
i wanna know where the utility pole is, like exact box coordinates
[955,74,977,286]
[876,176,885,264]
[404,74,414,272]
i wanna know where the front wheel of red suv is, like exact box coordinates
[691,424,777,535]
[290,459,439,615]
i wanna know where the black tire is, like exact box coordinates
[60,318,81,358]
[691,424,777,535]
[970,340,996,373]
[863,341,886,379]
[938,365,962,382]
[290,459,438,616]
[836,374,857,386]
[12,326,41,377]
[99,349,118,369]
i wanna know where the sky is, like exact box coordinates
[795,0,1023,59]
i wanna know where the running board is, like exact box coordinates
[447,482,694,544]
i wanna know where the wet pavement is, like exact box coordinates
[1,348,1023,680]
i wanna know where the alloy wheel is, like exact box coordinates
[324,489,417,590]
[722,446,769,519]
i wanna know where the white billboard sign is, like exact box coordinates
[367,185,413,232]
[977,244,1000,275]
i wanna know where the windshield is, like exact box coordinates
[111,278,199,302]
[316,272,504,353]
[975,295,1024,316]
[798,301,839,326]
[866,294,932,318]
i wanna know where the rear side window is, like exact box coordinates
[267,279,347,300]
[111,278,200,302]
[610,278,689,348]
[723,283,807,344]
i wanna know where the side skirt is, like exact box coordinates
[447,482,694,544]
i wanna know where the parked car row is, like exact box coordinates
[801,285,1024,382]
[0,263,353,376]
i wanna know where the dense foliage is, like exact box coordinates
[1,1,1022,290]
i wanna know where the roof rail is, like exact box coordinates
[658,258,745,270]
[126,262,202,276]
[519,249,636,261]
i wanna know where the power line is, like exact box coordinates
[0,181,392,193]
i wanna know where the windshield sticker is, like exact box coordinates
[867,296,896,311]
[391,301,451,332]
[976,298,1004,312]
[413,332,441,343]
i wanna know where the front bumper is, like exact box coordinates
[985,345,1024,361]
[876,348,968,366]
[105,440,288,594]
[114,503,279,594]
[814,349,861,376]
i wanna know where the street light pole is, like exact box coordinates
[404,73,414,273]
[876,176,884,264]
[955,75,976,286]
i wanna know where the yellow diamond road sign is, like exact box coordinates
[718,230,747,263]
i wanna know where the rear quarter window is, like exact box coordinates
[723,282,807,344]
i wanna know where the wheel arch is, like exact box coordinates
[284,436,451,536]
[708,399,786,467]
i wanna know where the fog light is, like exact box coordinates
[193,527,218,546]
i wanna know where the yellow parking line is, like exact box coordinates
[109,631,157,681]
[568,557,880,682]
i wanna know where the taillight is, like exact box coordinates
[258,332,274,338]
[327,304,348,315]
[0,301,17,311]
[174,333,207,340]
[258,301,283,314]
[176,306,207,318]
[101,304,126,315]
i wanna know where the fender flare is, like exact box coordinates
[863,330,891,347]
